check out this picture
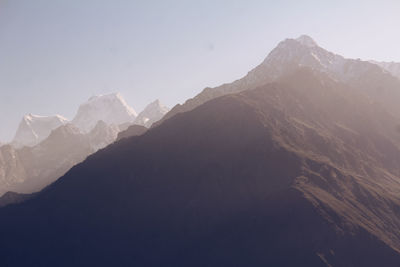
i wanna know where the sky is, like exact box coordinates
[0,0,399,142]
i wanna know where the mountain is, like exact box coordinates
[11,114,68,148]
[370,60,400,80]
[88,120,120,152]
[72,93,137,133]
[134,100,170,127]
[0,122,121,196]
[1,69,400,266]
[161,35,400,124]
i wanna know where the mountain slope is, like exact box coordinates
[12,114,68,148]
[116,124,147,141]
[1,69,400,266]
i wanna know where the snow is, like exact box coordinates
[295,35,318,47]
[12,114,69,148]
[72,93,137,133]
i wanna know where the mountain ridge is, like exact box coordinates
[1,68,400,266]
[159,35,400,126]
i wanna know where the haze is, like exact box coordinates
[0,0,399,141]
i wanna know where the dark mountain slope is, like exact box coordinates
[1,69,400,266]
[0,191,35,207]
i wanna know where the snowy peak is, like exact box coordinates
[295,35,318,47]
[72,92,137,133]
[256,34,384,83]
[12,114,69,148]
[134,100,170,127]
[143,99,169,113]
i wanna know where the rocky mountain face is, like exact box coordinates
[1,69,400,266]
[12,114,68,148]
[134,100,170,127]
[371,60,400,80]
[161,35,400,124]
[88,120,120,152]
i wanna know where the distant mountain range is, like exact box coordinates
[0,94,169,195]
[1,35,400,266]
[10,93,169,148]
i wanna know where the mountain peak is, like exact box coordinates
[12,114,69,148]
[295,35,318,47]
[147,99,164,108]
[87,92,123,102]
[134,99,170,127]
[72,92,137,133]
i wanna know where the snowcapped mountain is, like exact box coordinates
[370,61,400,80]
[12,114,69,148]
[245,34,385,86]
[134,100,170,127]
[163,35,400,122]
[72,93,137,133]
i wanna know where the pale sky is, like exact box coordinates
[1,0,399,141]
